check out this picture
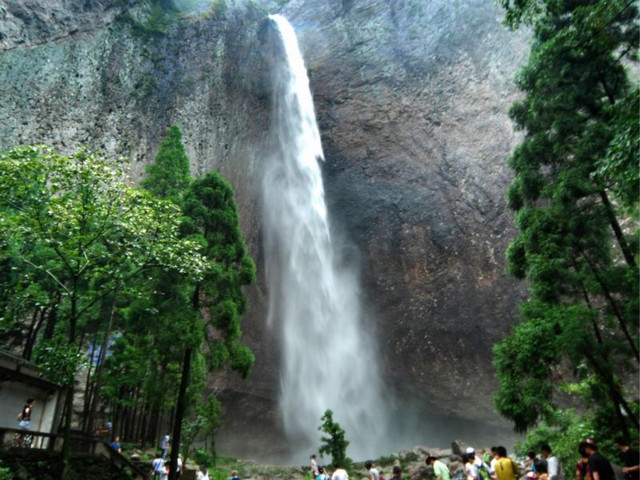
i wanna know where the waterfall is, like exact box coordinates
[261,14,389,461]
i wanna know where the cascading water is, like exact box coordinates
[261,15,389,461]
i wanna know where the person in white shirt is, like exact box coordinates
[331,464,349,480]
[366,460,381,480]
[152,453,164,480]
[488,447,499,478]
[196,465,210,480]
[161,434,170,459]
[465,450,479,480]
[468,448,492,474]
[541,444,564,480]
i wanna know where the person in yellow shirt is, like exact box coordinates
[495,446,521,480]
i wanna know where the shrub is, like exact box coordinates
[318,410,351,468]
[192,448,216,468]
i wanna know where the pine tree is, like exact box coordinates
[141,125,191,202]
[495,0,639,437]
[138,126,255,479]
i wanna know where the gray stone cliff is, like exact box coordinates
[0,0,529,459]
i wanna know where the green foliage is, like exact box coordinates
[0,144,208,466]
[185,0,228,18]
[375,454,398,467]
[0,464,11,480]
[496,0,639,438]
[33,336,87,385]
[141,125,192,202]
[401,451,420,463]
[318,409,351,469]
[133,125,255,459]
[0,144,206,362]
[192,448,217,468]
[0,130,256,465]
[181,393,222,463]
[119,3,180,38]
[182,171,257,378]
[513,408,620,469]
[595,87,640,213]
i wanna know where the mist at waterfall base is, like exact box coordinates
[258,15,519,463]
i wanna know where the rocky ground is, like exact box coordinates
[131,442,482,480]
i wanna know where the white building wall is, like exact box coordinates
[0,380,59,433]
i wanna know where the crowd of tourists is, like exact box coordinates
[148,433,240,480]
[309,437,639,480]
[310,454,409,480]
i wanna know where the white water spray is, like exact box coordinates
[262,15,389,461]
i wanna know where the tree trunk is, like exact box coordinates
[148,389,160,446]
[599,189,636,268]
[87,293,118,433]
[60,290,78,480]
[82,346,96,432]
[43,299,59,341]
[23,308,43,361]
[168,347,192,480]
[579,247,639,362]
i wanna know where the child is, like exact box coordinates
[318,466,330,480]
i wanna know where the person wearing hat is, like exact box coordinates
[467,447,492,480]
[466,450,480,480]
[580,439,614,480]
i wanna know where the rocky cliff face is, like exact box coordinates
[0,0,529,460]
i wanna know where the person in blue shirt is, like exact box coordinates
[110,436,122,454]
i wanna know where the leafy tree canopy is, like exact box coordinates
[495,0,639,439]
[0,145,209,473]
[318,409,351,469]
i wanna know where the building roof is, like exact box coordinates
[0,349,61,391]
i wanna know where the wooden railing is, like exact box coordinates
[0,427,151,479]
[0,426,58,450]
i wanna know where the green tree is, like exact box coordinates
[181,171,256,377]
[318,409,351,469]
[166,171,256,480]
[141,125,192,202]
[0,145,207,477]
[138,126,255,480]
[98,125,198,448]
[495,0,639,438]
